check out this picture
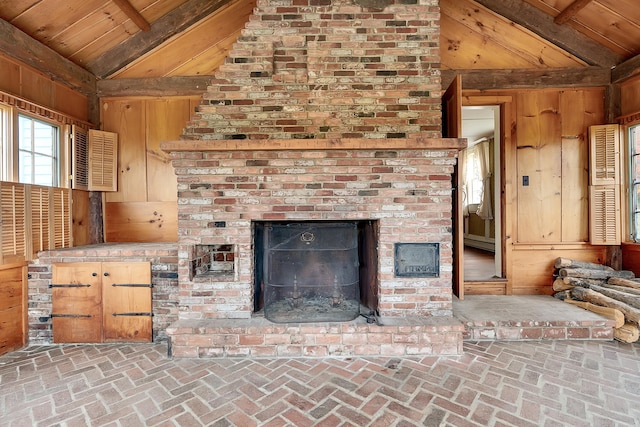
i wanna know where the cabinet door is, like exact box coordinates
[102,262,152,342]
[52,263,102,343]
[0,263,27,355]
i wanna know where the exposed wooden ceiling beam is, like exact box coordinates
[554,0,593,25]
[473,0,621,68]
[112,0,151,32]
[96,75,214,97]
[98,67,613,97]
[441,67,611,91]
[88,0,232,79]
[0,18,96,96]
[611,54,640,83]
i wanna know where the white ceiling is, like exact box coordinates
[462,106,497,145]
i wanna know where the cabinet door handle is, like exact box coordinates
[104,272,110,276]
[49,284,91,288]
[50,313,92,318]
[111,283,154,288]
[112,312,153,317]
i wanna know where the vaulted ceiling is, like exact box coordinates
[1,0,639,89]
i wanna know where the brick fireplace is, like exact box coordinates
[162,0,466,357]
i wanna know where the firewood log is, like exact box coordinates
[558,268,635,280]
[554,257,613,271]
[601,284,640,297]
[614,323,640,343]
[608,277,640,290]
[564,299,624,328]
[553,290,571,300]
[571,287,640,325]
[561,277,607,287]
[553,278,574,292]
[590,284,640,311]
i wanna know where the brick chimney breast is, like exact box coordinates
[182,0,442,141]
[161,0,465,351]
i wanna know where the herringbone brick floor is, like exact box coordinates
[1,341,639,426]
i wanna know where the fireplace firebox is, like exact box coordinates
[254,221,376,323]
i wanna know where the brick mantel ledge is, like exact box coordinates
[160,137,467,153]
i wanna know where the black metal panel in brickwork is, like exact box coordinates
[394,243,439,278]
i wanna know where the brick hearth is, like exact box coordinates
[167,316,463,358]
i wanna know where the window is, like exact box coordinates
[0,95,76,262]
[461,139,493,220]
[0,104,66,187]
[0,105,10,181]
[629,124,640,241]
[18,114,59,186]
[463,147,484,206]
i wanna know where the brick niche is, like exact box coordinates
[163,0,466,358]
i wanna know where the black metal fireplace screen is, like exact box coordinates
[255,221,361,323]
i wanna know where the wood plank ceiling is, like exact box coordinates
[0,0,639,81]
[524,0,640,58]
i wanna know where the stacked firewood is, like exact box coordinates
[552,257,640,343]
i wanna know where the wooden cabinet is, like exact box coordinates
[0,262,28,355]
[102,262,153,342]
[52,262,152,343]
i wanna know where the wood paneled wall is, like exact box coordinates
[515,89,603,244]
[467,87,608,294]
[72,190,91,247]
[513,88,606,293]
[620,75,640,116]
[0,53,89,122]
[100,96,200,242]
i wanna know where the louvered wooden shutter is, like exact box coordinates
[89,130,118,192]
[590,125,620,185]
[589,124,621,245]
[71,126,89,190]
[1,183,71,261]
[0,182,27,263]
[589,185,620,245]
[31,186,51,253]
[53,188,71,248]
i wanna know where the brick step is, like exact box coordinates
[454,295,616,342]
[166,315,464,358]
[461,319,615,341]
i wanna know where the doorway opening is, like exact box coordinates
[461,105,503,284]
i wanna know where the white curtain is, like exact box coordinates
[475,139,493,220]
[458,148,469,217]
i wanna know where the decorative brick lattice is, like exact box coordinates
[190,244,235,279]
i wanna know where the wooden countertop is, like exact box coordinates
[0,260,28,270]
